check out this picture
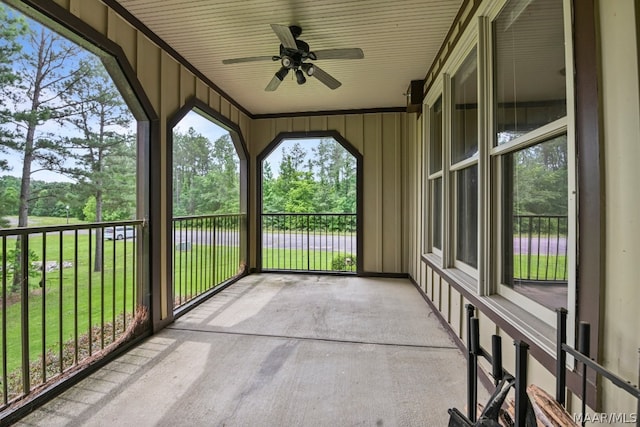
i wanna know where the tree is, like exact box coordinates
[0,5,27,172]
[0,5,27,227]
[3,24,87,230]
[513,137,568,217]
[61,58,136,271]
[173,127,213,215]
[262,139,358,218]
[262,161,278,213]
[2,17,87,287]
[195,134,239,214]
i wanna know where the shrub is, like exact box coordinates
[331,254,357,272]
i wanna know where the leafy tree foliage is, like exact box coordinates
[3,23,89,230]
[262,138,357,214]
[513,136,568,216]
[173,128,240,215]
[0,5,27,173]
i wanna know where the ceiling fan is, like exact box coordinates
[222,24,364,91]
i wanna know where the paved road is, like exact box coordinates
[513,236,567,255]
[172,229,356,253]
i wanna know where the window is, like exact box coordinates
[428,97,443,253]
[451,49,478,272]
[422,0,574,329]
[492,0,570,314]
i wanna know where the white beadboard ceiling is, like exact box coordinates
[113,0,464,116]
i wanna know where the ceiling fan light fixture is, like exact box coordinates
[281,56,293,68]
[295,69,306,85]
[275,66,289,81]
[302,63,315,76]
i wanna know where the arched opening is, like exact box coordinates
[257,131,362,274]
[0,0,153,408]
[168,99,248,312]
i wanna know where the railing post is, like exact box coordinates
[556,308,568,405]
[466,304,477,422]
[514,340,529,427]
[20,234,30,394]
[307,214,310,270]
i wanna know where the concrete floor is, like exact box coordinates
[17,274,475,427]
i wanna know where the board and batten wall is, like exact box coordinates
[49,0,252,326]
[598,0,640,414]
[249,113,409,274]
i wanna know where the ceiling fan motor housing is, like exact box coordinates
[279,39,311,69]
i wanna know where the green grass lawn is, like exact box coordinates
[261,249,356,272]
[5,216,87,227]
[513,254,567,281]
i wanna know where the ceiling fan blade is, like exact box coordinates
[312,48,364,60]
[222,56,275,64]
[311,65,341,90]
[270,24,298,50]
[265,75,283,91]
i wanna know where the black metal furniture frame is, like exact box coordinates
[556,308,640,427]
[457,304,640,427]
[463,304,531,425]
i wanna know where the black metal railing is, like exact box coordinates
[513,214,568,283]
[261,213,357,273]
[0,220,143,408]
[172,214,246,309]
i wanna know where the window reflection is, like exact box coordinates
[494,0,566,145]
[502,135,568,310]
[452,49,478,162]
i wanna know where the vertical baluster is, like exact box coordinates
[492,334,503,385]
[556,308,567,405]
[41,232,47,382]
[112,227,116,341]
[73,230,79,365]
[514,340,529,426]
[208,217,212,288]
[2,236,7,404]
[20,233,30,394]
[88,228,93,356]
[579,322,590,427]
[306,215,310,271]
[100,228,105,350]
[466,304,476,422]
[545,216,551,280]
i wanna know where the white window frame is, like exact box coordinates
[447,44,480,280]
[486,0,577,329]
[424,86,444,259]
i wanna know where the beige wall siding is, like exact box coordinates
[51,0,252,324]
[598,0,640,414]
[249,113,407,273]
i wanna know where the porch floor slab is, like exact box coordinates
[18,274,478,426]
